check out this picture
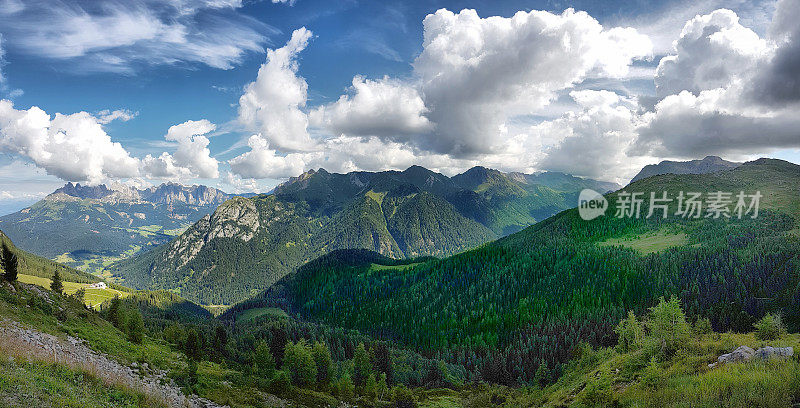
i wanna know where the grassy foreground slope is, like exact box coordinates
[225,159,800,386]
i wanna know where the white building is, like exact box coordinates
[87,282,107,289]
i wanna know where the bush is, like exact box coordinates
[391,385,416,408]
[754,313,787,341]
[615,310,644,352]
[693,317,713,335]
[269,370,291,394]
[126,309,145,344]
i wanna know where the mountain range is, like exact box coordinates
[109,165,620,305]
[630,155,741,182]
[224,158,800,385]
[0,182,238,275]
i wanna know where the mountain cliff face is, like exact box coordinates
[110,165,619,305]
[0,183,237,275]
[630,156,741,182]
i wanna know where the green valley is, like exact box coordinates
[109,165,619,305]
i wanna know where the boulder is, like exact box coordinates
[754,346,794,360]
[717,345,755,364]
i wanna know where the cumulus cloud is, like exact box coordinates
[309,76,432,140]
[654,9,769,97]
[0,0,272,73]
[142,119,219,179]
[535,90,651,182]
[228,134,311,179]
[747,0,800,105]
[411,8,652,156]
[0,100,140,184]
[238,27,315,152]
[636,1,800,159]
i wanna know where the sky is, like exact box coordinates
[0,0,798,213]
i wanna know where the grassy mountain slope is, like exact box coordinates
[225,159,800,385]
[0,183,234,275]
[111,166,618,305]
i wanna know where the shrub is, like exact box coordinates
[693,317,713,335]
[391,385,416,408]
[754,313,787,341]
[615,310,644,352]
[269,370,291,394]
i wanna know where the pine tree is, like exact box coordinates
[312,341,333,385]
[126,309,145,344]
[2,243,18,282]
[353,342,371,386]
[254,340,275,378]
[50,268,63,294]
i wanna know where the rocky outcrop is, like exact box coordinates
[709,345,794,368]
[754,346,794,359]
[717,345,755,364]
[0,318,226,408]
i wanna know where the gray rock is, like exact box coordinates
[754,346,794,360]
[717,345,755,364]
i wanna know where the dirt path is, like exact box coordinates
[0,318,227,408]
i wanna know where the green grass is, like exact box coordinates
[598,231,689,254]
[235,307,288,323]
[0,358,165,408]
[17,274,129,309]
[536,331,800,408]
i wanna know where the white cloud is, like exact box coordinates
[0,0,271,73]
[636,2,800,159]
[654,9,769,97]
[142,119,219,179]
[228,134,311,179]
[309,76,432,140]
[96,109,138,124]
[411,8,652,156]
[536,91,652,182]
[238,27,315,152]
[0,100,140,184]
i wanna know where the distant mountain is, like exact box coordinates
[631,155,741,182]
[225,158,800,385]
[0,182,239,275]
[109,165,619,305]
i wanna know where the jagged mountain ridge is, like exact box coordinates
[110,165,620,305]
[630,155,741,182]
[0,182,241,275]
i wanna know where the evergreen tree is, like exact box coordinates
[283,340,317,387]
[50,268,63,294]
[254,340,275,378]
[126,309,145,344]
[312,341,333,385]
[106,296,124,329]
[353,342,371,386]
[184,328,202,361]
[73,288,86,304]
[647,296,691,354]
[213,326,228,355]
[615,311,644,352]
[2,243,18,282]
[377,373,389,401]
[364,374,377,399]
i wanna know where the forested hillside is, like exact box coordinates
[110,165,618,305]
[0,182,236,275]
[225,159,800,385]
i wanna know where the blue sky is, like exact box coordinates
[0,0,798,213]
